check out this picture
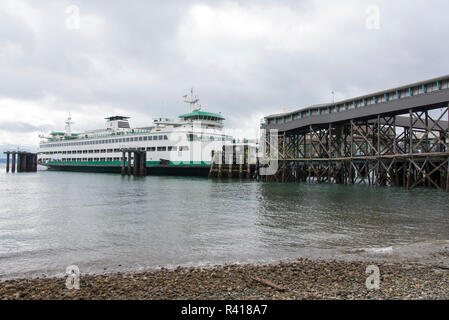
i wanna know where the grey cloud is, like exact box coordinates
[0,121,49,133]
[1,0,449,140]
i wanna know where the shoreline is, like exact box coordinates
[1,254,448,300]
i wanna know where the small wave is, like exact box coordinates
[362,246,393,254]
[350,240,449,257]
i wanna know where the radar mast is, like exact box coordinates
[184,88,201,113]
[65,114,74,137]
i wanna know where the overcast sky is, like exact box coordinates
[1,0,449,152]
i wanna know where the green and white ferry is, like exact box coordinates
[38,90,235,175]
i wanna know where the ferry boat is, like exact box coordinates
[38,90,240,176]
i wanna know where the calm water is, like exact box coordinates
[0,165,448,279]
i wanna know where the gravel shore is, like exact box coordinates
[1,257,448,300]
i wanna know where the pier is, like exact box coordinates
[121,149,147,176]
[262,75,449,191]
[4,151,38,173]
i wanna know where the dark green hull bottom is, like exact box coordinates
[44,164,211,176]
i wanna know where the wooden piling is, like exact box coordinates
[140,151,147,176]
[446,158,449,192]
[11,153,16,173]
[127,152,132,175]
[121,152,126,176]
[33,154,37,171]
[133,152,139,175]
[25,155,31,172]
[17,154,22,173]
[6,152,10,173]
[23,154,28,172]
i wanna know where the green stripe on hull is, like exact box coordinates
[43,162,212,176]
[45,161,212,166]
[169,161,211,166]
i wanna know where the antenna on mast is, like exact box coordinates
[184,88,200,112]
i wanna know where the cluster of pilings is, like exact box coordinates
[121,149,147,176]
[209,144,257,179]
[261,107,449,191]
[4,151,38,173]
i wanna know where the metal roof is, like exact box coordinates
[266,74,449,119]
[265,89,449,133]
[179,110,225,120]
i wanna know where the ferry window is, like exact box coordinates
[159,136,163,140]
[179,146,189,151]
[164,135,168,140]
[143,136,147,141]
[126,138,130,142]
[152,136,158,140]
[139,137,143,141]
[148,136,152,140]
[168,146,177,151]
[157,146,166,151]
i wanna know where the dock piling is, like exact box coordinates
[11,153,16,173]
[208,144,256,179]
[120,149,147,177]
[121,152,126,176]
[3,151,38,173]
[6,152,10,173]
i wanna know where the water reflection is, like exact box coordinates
[0,166,448,279]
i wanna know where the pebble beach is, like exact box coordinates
[1,255,448,300]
